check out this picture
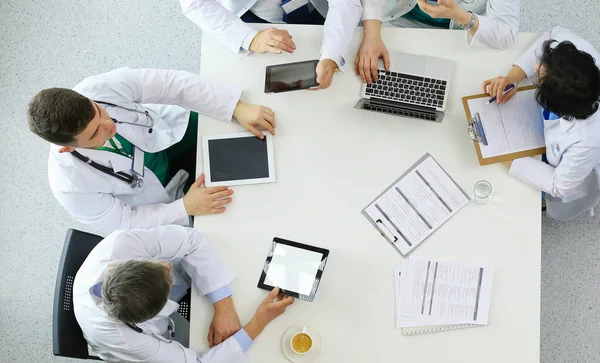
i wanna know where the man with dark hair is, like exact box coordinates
[28,68,276,234]
[73,225,294,362]
[483,27,600,221]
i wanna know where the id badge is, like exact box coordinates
[281,0,310,15]
[132,146,145,177]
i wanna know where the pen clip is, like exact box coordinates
[468,112,488,146]
[375,219,399,243]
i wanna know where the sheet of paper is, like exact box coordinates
[365,156,469,255]
[398,259,494,325]
[467,89,545,159]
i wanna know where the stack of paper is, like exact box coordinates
[395,258,494,335]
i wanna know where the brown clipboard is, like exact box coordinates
[462,85,546,166]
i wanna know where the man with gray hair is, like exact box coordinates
[73,225,294,362]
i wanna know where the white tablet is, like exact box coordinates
[202,131,275,187]
[257,237,330,302]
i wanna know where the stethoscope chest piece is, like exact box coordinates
[131,175,144,189]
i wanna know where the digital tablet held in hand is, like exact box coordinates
[265,60,320,93]
[258,237,330,302]
[202,131,276,187]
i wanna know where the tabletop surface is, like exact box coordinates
[191,25,541,363]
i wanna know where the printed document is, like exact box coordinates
[395,258,494,334]
[467,89,545,159]
[363,155,469,256]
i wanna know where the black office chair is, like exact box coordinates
[53,229,103,360]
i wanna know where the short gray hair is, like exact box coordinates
[102,260,172,324]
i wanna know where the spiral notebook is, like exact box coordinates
[395,258,494,335]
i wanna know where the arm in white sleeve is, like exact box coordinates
[131,68,242,122]
[320,0,363,69]
[361,0,384,21]
[111,226,235,295]
[108,328,250,363]
[179,0,259,54]
[53,191,189,235]
[510,143,600,198]
[467,0,519,49]
[83,67,242,122]
[513,26,591,79]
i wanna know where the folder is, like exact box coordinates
[462,85,546,166]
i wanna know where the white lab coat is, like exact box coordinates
[73,225,245,363]
[179,0,362,67]
[361,0,520,49]
[48,67,242,235]
[509,27,600,221]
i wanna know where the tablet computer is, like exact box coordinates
[202,131,275,187]
[257,237,330,302]
[264,60,319,93]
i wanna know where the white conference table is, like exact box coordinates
[192,25,541,363]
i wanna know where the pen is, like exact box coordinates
[486,84,516,105]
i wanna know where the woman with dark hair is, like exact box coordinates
[483,27,600,221]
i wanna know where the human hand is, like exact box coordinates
[208,297,241,347]
[233,102,276,139]
[315,59,338,90]
[355,35,389,83]
[416,0,464,21]
[183,174,233,216]
[250,27,296,54]
[482,76,519,104]
[244,287,295,340]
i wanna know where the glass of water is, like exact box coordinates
[474,180,492,205]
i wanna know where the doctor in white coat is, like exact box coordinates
[28,67,276,235]
[73,225,294,362]
[355,0,520,83]
[483,27,600,221]
[179,0,362,89]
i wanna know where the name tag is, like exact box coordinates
[281,0,310,14]
[132,146,145,177]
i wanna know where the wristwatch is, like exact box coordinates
[458,11,477,31]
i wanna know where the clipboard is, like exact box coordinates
[462,85,546,166]
[361,153,470,257]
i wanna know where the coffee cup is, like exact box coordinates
[290,326,313,355]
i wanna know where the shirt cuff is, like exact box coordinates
[509,157,555,193]
[320,52,345,71]
[362,5,383,21]
[206,285,233,304]
[172,198,191,226]
[233,329,254,352]
[240,28,259,53]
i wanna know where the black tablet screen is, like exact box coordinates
[266,60,319,92]
[208,136,269,182]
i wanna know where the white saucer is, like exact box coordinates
[281,326,323,363]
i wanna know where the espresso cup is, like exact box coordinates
[290,326,313,355]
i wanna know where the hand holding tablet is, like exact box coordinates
[258,238,330,302]
[183,174,234,216]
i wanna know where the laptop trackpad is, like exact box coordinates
[393,54,426,76]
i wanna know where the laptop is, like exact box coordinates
[354,52,454,123]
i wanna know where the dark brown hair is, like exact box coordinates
[27,88,95,145]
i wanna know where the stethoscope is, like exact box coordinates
[125,317,176,343]
[70,101,156,188]
[95,100,155,134]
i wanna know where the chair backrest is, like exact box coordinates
[53,229,103,360]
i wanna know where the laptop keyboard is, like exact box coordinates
[365,70,447,109]
[361,102,438,122]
